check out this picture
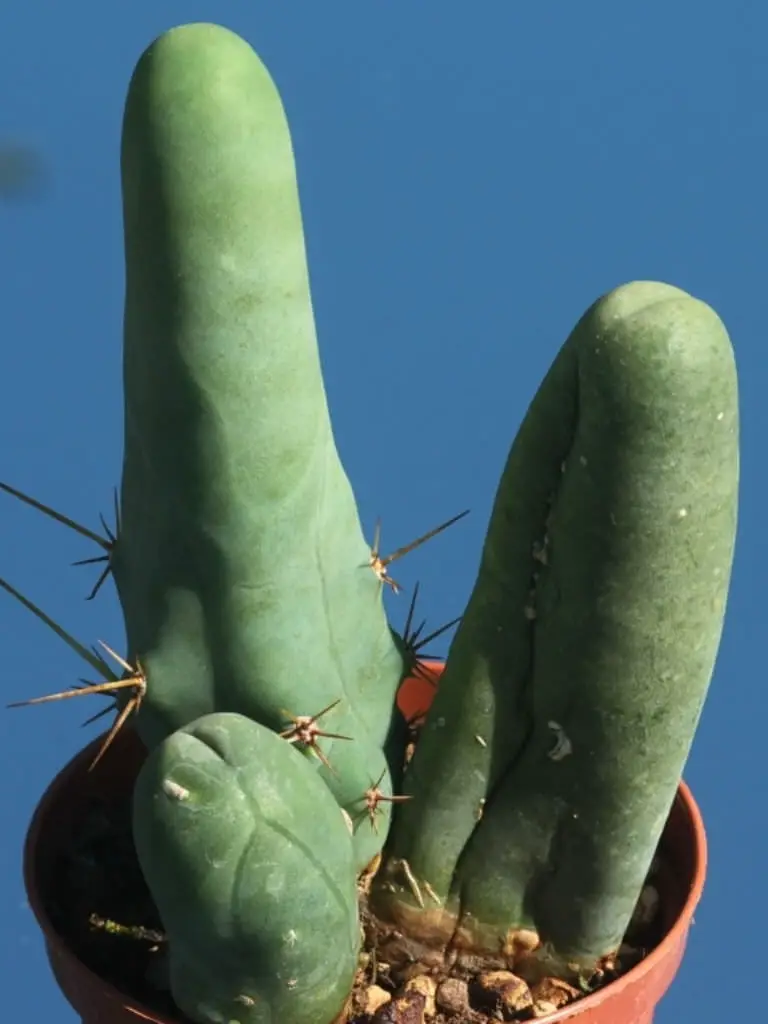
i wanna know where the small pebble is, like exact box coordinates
[436,977,469,1016]
[473,970,533,1018]
[404,975,436,1018]
[372,989,426,1024]
[364,984,392,1015]
[530,977,580,1011]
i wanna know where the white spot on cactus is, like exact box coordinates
[284,929,298,947]
[286,978,298,990]
[716,411,724,421]
[547,721,572,761]
[474,734,487,747]
[162,778,190,801]
[532,539,548,565]
[264,865,287,898]
[676,508,688,519]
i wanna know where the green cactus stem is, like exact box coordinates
[115,22,406,868]
[132,711,360,1024]
[374,281,739,977]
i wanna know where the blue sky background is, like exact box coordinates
[1,3,764,1021]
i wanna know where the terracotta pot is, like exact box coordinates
[24,663,707,1024]
[23,723,171,1024]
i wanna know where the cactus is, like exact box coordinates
[132,712,360,1024]
[2,21,738,1024]
[116,22,409,876]
[371,282,739,977]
